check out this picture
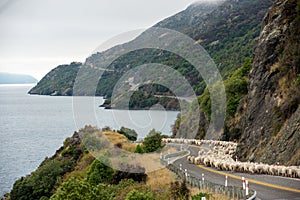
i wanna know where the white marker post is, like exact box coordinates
[242,177,246,190]
[201,197,206,200]
[179,164,182,171]
[225,175,228,187]
[245,180,249,195]
[185,169,187,177]
[202,173,205,182]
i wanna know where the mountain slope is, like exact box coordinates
[234,0,300,165]
[29,62,81,96]
[0,73,37,84]
[29,0,272,101]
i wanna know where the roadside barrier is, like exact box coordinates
[161,152,256,200]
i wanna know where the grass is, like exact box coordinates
[103,130,137,152]
[146,168,177,191]
[190,187,238,200]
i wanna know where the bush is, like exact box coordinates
[134,144,144,153]
[117,127,138,141]
[125,189,154,200]
[10,159,63,200]
[170,181,190,200]
[50,178,99,200]
[87,158,114,185]
[192,192,212,200]
[142,129,164,153]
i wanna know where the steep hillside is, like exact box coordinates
[29,62,81,96]
[234,0,300,165]
[29,0,271,105]
[6,126,182,200]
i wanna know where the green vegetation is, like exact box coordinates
[29,0,271,111]
[199,58,251,119]
[87,158,114,185]
[134,129,164,153]
[191,192,212,200]
[173,58,252,139]
[169,181,190,200]
[128,85,180,111]
[28,62,81,96]
[10,131,86,200]
[10,159,63,200]
[8,126,237,199]
[117,127,138,141]
[125,189,154,200]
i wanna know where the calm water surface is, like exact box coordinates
[0,85,178,196]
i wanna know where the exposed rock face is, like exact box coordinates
[236,0,300,165]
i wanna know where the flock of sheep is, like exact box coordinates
[163,138,300,179]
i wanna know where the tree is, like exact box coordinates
[142,129,163,153]
[117,127,138,141]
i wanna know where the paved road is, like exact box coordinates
[167,144,300,200]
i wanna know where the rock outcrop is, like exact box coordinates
[235,0,300,165]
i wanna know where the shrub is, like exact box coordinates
[50,178,99,200]
[10,159,63,200]
[87,158,114,185]
[117,127,138,141]
[170,181,190,200]
[142,129,163,153]
[192,192,212,200]
[134,144,144,154]
[125,189,154,200]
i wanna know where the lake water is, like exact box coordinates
[0,85,178,196]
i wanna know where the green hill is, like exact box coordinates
[29,0,271,105]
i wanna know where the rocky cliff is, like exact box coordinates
[235,0,300,165]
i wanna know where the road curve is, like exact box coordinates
[169,144,300,200]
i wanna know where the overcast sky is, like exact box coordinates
[0,0,200,80]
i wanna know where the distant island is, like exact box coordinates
[0,72,38,84]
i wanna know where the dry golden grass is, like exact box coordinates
[103,131,128,144]
[103,130,137,152]
[146,168,177,191]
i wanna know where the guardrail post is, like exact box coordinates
[242,177,245,190]
[245,180,249,196]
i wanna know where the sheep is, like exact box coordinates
[255,163,264,174]
[194,156,201,165]
[203,157,211,167]
[164,137,299,179]
[287,167,297,178]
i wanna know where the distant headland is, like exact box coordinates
[0,72,38,84]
